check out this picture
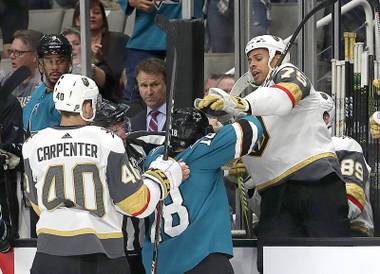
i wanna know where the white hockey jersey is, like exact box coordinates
[22,125,159,258]
[242,63,341,190]
[332,136,374,236]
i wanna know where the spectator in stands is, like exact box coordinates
[72,0,128,101]
[130,58,167,132]
[204,73,222,96]
[23,34,72,134]
[62,27,116,99]
[216,73,235,93]
[0,0,29,58]
[118,0,203,101]
[0,30,42,108]
[250,0,271,37]
[205,0,234,53]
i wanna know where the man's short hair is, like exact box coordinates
[13,29,43,52]
[135,58,166,83]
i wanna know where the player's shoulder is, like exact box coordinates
[85,125,125,153]
[332,135,363,153]
[22,127,52,154]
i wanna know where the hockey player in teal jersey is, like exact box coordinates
[142,107,263,274]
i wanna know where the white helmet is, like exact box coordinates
[245,35,290,68]
[53,74,99,122]
[318,91,335,129]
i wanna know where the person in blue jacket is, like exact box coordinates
[142,107,264,274]
[118,0,203,100]
[23,34,72,134]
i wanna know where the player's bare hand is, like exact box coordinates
[179,162,190,181]
[128,0,154,12]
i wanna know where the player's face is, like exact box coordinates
[247,48,271,85]
[9,38,37,72]
[41,54,71,90]
[137,71,166,110]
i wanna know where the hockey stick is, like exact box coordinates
[231,0,338,95]
[0,66,31,112]
[150,15,177,274]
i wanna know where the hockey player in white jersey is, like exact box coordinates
[22,74,189,274]
[196,35,350,246]
[319,91,374,236]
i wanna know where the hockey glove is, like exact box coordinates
[369,111,380,139]
[143,156,187,199]
[195,88,250,116]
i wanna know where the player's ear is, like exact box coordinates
[82,100,93,119]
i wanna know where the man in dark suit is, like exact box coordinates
[130,58,167,132]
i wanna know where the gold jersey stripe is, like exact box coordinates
[30,201,41,216]
[116,185,150,215]
[346,181,365,208]
[276,82,303,104]
[37,227,123,239]
[256,152,337,191]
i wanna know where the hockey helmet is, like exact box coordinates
[94,99,130,128]
[318,91,335,128]
[37,34,72,59]
[245,35,289,67]
[53,74,99,122]
[171,107,213,150]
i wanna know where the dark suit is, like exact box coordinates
[129,104,166,132]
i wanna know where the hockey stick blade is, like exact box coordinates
[0,66,32,102]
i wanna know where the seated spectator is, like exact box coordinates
[23,34,72,134]
[72,0,129,100]
[0,29,42,108]
[62,28,113,97]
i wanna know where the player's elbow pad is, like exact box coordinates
[245,86,293,116]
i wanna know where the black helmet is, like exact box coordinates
[93,99,130,128]
[37,34,72,58]
[171,107,213,150]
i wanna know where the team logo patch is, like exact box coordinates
[81,77,89,87]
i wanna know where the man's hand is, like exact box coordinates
[369,111,380,139]
[194,88,250,116]
[129,0,154,12]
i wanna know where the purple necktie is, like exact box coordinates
[148,110,159,132]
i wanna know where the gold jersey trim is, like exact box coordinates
[37,227,123,239]
[256,152,337,191]
[346,181,365,208]
[116,185,149,216]
[30,201,41,216]
[276,82,303,104]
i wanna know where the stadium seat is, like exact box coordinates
[61,8,75,32]
[28,9,65,34]
[105,9,126,33]
[124,9,135,36]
